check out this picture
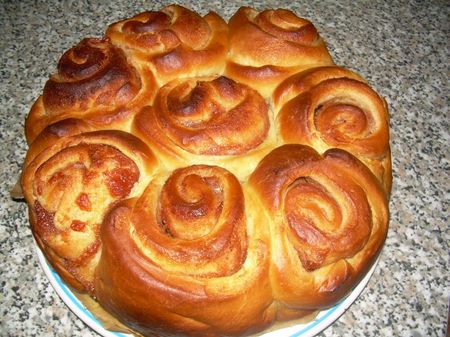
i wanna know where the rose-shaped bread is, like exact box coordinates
[95,165,274,336]
[106,4,228,86]
[25,38,157,144]
[273,66,392,193]
[20,5,392,337]
[133,75,274,180]
[249,144,389,310]
[225,7,334,97]
[21,129,158,292]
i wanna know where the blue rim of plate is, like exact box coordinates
[34,240,379,337]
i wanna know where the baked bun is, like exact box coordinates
[22,128,158,292]
[249,144,388,310]
[133,75,275,178]
[95,165,275,336]
[225,7,334,97]
[273,66,392,193]
[21,5,391,337]
[106,4,228,85]
[25,38,157,144]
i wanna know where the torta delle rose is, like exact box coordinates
[21,4,391,337]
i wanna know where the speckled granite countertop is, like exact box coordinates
[0,0,449,336]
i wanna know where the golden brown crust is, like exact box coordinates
[25,38,157,144]
[106,5,228,86]
[274,66,392,193]
[43,38,140,114]
[133,75,273,178]
[135,75,269,156]
[225,7,334,97]
[23,118,96,168]
[249,144,389,308]
[21,130,158,292]
[95,166,275,336]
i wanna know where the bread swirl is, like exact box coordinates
[22,128,158,291]
[248,144,389,310]
[25,37,157,144]
[225,7,334,97]
[95,165,274,336]
[133,75,275,179]
[106,4,228,86]
[21,4,391,336]
[273,66,392,193]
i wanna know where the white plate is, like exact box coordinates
[34,241,379,337]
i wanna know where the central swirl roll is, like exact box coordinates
[134,76,271,176]
[95,165,274,336]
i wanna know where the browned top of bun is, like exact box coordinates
[225,7,334,97]
[106,4,228,85]
[274,66,392,193]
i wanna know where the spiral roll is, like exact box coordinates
[249,144,388,309]
[226,7,334,97]
[21,131,158,292]
[106,4,228,85]
[95,165,274,336]
[133,75,272,178]
[25,38,157,144]
[274,66,392,193]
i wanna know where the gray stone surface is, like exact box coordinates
[0,0,449,336]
